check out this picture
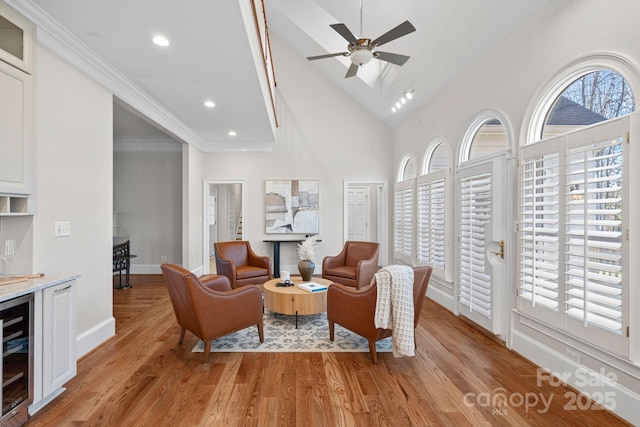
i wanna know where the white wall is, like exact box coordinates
[201,34,393,274]
[393,0,640,423]
[33,45,114,357]
[113,148,182,270]
[183,143,204,274]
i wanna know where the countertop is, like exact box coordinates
[0,274,80,302]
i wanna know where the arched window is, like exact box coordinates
[541,69,635,139]
[519,56,638,355]
[422,140,450,173]
[458,111,511,164]
[399,156,417,181]
[468,119,507,160]
[417,140,451,278]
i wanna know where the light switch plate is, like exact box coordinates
[54,221,71,237]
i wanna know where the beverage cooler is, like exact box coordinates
[0,294,33,426]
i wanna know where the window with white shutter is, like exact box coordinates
[518,116,628,354]
[564,135,623,335]
[459,173,493,318]
[518,150,560,315]
[394,181,414,262]
[417,171,447,273]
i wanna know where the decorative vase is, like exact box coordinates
[298,259,315,282]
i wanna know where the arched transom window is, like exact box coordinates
[541,69,635,140]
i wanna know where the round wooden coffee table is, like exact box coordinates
[263,276,332,328]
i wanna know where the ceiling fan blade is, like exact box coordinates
[374,51,411,66]
[330,23,358,43]
[371,20,416,47]
[345,63,359,78]
[307,52,348,61]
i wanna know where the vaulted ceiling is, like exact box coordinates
[10,0,554,151]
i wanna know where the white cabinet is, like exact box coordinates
[0,2,34,74]
[29,280,77,415]
[42,281,77,397]
[0,3,34,198]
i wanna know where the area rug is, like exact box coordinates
[192,310,392,353]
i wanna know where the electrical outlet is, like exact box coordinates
[54,221,71,237]
[161,256,167,262]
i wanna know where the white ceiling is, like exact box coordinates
[19,0,553,150]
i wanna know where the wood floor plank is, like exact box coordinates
[25,274,632,427]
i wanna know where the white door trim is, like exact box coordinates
[343,180,388,266]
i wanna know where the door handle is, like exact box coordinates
[490,240,505,259]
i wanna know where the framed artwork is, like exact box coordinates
[265,179,319,234]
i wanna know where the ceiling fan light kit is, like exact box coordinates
[349,40,374,65]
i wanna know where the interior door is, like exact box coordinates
[348,185,371,240]
[457,153,508,336]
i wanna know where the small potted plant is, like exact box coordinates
[297,235,317,281]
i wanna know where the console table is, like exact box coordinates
[262,238,321,278]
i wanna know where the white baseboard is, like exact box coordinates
[76,316,116,359]
[29,387,65,415]
[426,285,455,313]
[512,330,639,425]
[128,264,204,275]
[130,264,162,274]
[191,265,204,276]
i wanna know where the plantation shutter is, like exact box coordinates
[517,116,628,354]
[518,150,560,311]
[459,173,492,317]
[417,180,431,264]
[394,181,413,260]
[417,171,447,270]
[564,136,623,333]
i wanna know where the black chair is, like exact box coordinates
[113,240,136,289]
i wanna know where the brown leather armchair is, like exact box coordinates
[322,241,380,289]
[327,265,432,364]
[160,263,264,362]
[214,240,272,289]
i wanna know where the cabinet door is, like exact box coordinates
[42,281,77,397]
[0,60,32,194]
[0,2,34,74]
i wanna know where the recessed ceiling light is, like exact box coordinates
[204,100,215,108]
[228,131,237,136]
[152,35,170,47]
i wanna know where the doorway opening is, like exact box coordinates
[344,180,388,266]
[203,180,244,274]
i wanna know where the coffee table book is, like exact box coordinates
[298,282,328,293]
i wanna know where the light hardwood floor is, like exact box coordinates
[26,274,631,426]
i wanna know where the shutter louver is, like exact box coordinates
[459,173,492,318]
[564,137,623,332]
[519,152,560,310]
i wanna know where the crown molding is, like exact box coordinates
[3,0,208,152]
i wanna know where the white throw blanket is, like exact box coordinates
[374,265,415,358]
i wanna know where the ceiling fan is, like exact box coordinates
[307,1,416,78]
